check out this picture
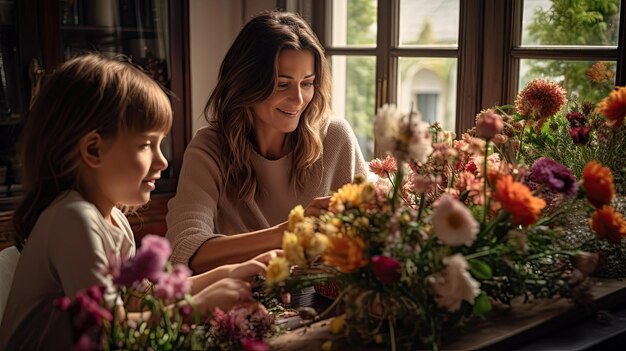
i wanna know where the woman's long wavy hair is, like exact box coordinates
[205,11,331,201]
[11,54,172,250]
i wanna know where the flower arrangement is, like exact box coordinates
[55,235,273,351]
[262,99,614,349]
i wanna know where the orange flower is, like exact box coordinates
[514,79,567,120]
[324,235,368,273]
[582,161,614,208]
[597,86,626,127]
[589,206,626,244]
[494,175,546,226]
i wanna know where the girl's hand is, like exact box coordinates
[304,196,331,217]
[194,278,252,315]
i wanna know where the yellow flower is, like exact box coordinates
[374,334,384,344]
[329,183,363,213]
[324,235,368,273]
[266,257,290,286]
[288,205,305,232]
[321,340,333,351]
[329,315,345,334]
[282,232,306,267]
[305,233,329,258]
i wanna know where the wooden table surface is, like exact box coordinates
[270,279,626,350]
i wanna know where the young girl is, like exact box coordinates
[166,11,367,273]
[0,54,272,350]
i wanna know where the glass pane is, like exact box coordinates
[399,0,459,46]
[59,0,174,179]
[397,57,457,132]
[519,59,617,103]
[522,0,620,46]
[0,0,23,201]
[330,0,377,47]
[330,55,376,160]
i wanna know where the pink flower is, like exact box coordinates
[211,302,272,341]
[241,338,269,351]
[154,264,192,300]
[371,255,402,284]
[115,235,172,286]
[475,109,504,140]
[369,155,397,178]
[431,194,479,247]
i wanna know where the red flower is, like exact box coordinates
[568,126,591,145]
[371,255,402,284]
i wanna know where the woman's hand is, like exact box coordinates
[304,196,331,217]
[228,249,284,281]
[194,278,252,315]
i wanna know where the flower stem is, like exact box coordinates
[389,318,397,351]
[391,166,404,212]
[483,140,490,224]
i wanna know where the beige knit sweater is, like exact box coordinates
[166,118,367,266]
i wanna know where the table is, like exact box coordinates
[270,279,626,350]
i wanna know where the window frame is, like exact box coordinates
[308,0,626,156]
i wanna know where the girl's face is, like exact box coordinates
[96,130,168,207]
[252,49,316,137]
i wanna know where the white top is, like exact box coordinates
[166,118,367,266]
[0,191,135,350]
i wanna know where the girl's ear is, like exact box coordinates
[79,131,104,168]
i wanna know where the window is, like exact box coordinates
[296,0,625,159]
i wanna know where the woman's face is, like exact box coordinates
[252,49,316,137]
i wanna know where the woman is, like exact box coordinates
[166,11,367,273]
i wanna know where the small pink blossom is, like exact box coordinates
[369,155,397,178]
[475,109,504,140]
[115,235,172,286]
[154,264,192,300]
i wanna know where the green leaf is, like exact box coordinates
[469,259,493,280]
[473,292,492,318]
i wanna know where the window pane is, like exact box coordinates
[399,0,459,46]
[330,0,377,47]
[519,59,616,103]
[330,55,376,160]
[397,57,457,132]
[522,0,620,46]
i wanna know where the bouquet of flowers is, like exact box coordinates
[262,97,620,349]
[55,235,273,351]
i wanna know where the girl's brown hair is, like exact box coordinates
[12,54,172,250]
[205,11,331,201]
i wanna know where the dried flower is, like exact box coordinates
[589,206,626,244]
[582,161,615,208]
[515,79,567,121]
[528,157,578,195]
[428,254,480,312]
[596,86,626,127]
[495,175,546,226]
[586,61,615,83]
[431,194,479,247]
[374,104,433,163]
[371,255,402,284]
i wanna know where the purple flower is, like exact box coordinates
[371,255,402,284]
[114,235,172,286]
[529,157,578,195]
[569,126,591,145]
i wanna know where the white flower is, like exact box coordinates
[431,194,479,247]
[374,104,433,164]
[428,254,481,312]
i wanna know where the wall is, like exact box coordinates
[189,0,277,135]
